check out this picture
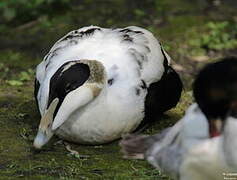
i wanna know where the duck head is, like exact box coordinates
[193,57,237,138]
[33,60,106,149]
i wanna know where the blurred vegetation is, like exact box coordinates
[6,69,33,86]
[0,0,237,179]
[190,21,237,52]
[0,0,70,25]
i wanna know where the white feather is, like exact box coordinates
[180,116,237,180]
[36,26,169,144]
[146,104,237,180]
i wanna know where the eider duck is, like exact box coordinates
[120,57,237,180]
[33,26,182,149]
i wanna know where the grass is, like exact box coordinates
[0,76,187,179]
[0,0,236,179]
[0,40,189,180]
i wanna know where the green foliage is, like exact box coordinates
[154,0,198,17]
[0,63,9,79]
[0,0,70,25]
[6,69,34,86]
[154,0,169,16]
[189,21,237,51]
[134,9,146,18]
[0,1,235,179]
[6,80,24,86]
[19,69,34,81]
[0,50,40,70]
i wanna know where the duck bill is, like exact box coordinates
[209,118,222,138]
[33,128,54,149]
[33,98,59,149]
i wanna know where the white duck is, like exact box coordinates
[33,26,182,149]
[120,57,237,180]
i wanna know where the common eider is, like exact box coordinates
[33,26,182,149]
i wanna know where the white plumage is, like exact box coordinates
[120,57,237,180]
[145,103,210,179]
[37,26,165,113]
[180,116,237,180]
[121,103,237,180]
[34,26,182,148]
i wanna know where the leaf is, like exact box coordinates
[191,55,209,62]
[207,22,216,29]
[35,0,45,6]
[134,9,145,17]
[19,71,31,81]
[6,80,23,86]
[3,7,16,21]
[221,33,230,42]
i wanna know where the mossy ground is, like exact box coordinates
[0,51,187,180]
[0,0,236,179]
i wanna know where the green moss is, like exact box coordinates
[0,73,189,179]
[0,0,235,179]
[0,50,39,71]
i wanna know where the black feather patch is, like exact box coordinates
[43,54,49,61]
[120,28,144,43]
[108,78,114,86]
[63,34,82,41]
[48,61,90,117]
[123,34,133,42]
[60,28,101,42]
[81,28,101,36]
[144,66,183,121]
[119,28,144,34]
[160,45,169,73]
[34,78,40,113]
[129,48,146,71]
[141,80,147,89]
[193,56,237,119]
[136,88,141,96]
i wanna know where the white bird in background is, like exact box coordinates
[33,26,182,149]
[120,57,237,180]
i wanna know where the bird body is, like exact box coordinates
[181,116,237,180]
[34,26,182,147]
[120,57,237,180]
[144,103,210,179]
[121,103,237,180]
[180,137,227,180]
